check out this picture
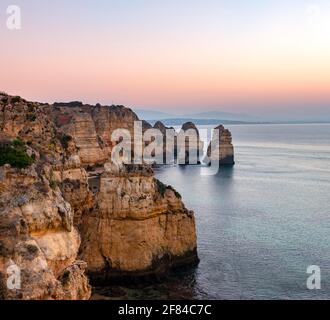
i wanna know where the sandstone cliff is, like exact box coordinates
[80,163,197,284]
[206,125,235,165]
[177,122,204,165]
[0,93,198,299]
[152,121,176,164]
[0,164,91,300]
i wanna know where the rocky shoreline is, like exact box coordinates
[0,92,234,300]
[89,248,199,286]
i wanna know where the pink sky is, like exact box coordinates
[1,0,330,119]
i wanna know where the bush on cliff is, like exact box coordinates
[0,139,35,168]
[155,179,167,197]
[11,96,21,104]
[167,185,182,199]
[155,179,182,199]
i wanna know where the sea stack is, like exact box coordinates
[153,121,176,164]
[206,125,235,165]
[177,122,204,165]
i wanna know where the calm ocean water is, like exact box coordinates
[94,124,330,300]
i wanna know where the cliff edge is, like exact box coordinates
[0,93,198,299]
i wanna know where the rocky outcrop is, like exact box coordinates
[0,94,199,299]
[0,165,91,300]
[52,106,108,165]
[52,164,94,226]
[153,121,171,134]
[142,120,153,132]
[79,163,198,284]
[177,122,204,165]
[152,121,176,164]
[51,103,139,166]
[206,125,235,165]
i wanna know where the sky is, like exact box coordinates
[1,0,330,120]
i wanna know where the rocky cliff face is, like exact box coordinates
[51,103,139,166]
[177,122,204,165]
[152,121,176,164]
[0,93,198,299]
[80,163,197,283]
[206,125,235,165]
[0,165,91,300]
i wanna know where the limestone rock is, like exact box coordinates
[151,121,176,164]
[205,125,235,165]
[177,122,204,164]
[0,93,199,298]
[51,103,139,166]
[79,164,198,283]
[0,166,91,300]
[58,261,91,300]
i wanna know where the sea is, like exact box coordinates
[93,123,330,300]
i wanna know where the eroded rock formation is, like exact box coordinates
[80,163,197,283]
[0,165,91,300]
[206,125,235,165]
[152,121,176,164]
[0,93,198,299]
[177,122,204,165]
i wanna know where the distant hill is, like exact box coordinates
[182,111,261,122]
[135,109,174,121]
[148,118,252,126]
[134,109,261,122]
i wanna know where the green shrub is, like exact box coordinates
[155,179,182,199]
[49,179,57,190]
[167,185,182,199]
[0,140,34,168]
[12,139,25,148]
[11,96,21,104]
[155,179,167,198]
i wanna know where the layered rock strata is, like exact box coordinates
[0,93,198,298]
[0,165,91,300]
[177,122,204,165]
[80,163,198,284]
[206,125,235,165]
[152,121,176,164]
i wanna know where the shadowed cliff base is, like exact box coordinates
[88,249,199,286]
